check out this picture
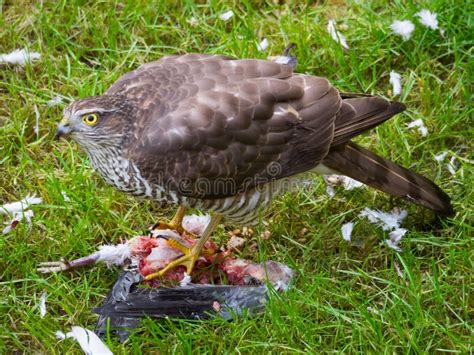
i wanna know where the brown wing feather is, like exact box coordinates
[332,98,405,145]
[106,54,234,96]
[118,56,340,199]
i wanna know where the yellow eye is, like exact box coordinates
[82,113,99,126]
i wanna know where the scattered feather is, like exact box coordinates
[59,326,112,355]
[97,244,131,268]
[324,174,364,191]
[359,207,407,231]
[270,263,294,291]
[390,20,415,41]
[327,19,349,49]
[416,9,439,30]
[447,156,457,175]
[257,38,270,51]
[341,222,354,242]
[61,191,71,202]
[39,292,47,318]
[0,194,42,215]
[273,279,291,292]
[2,220,18,235]
[434,151,449,162]
[47,96,63,107]
[0,49,41,66]
[407,118,428,137]
[55,331,66,340]
[3,210,35,234]
[179,272,192,287]
[1,195,41,234]
[367,306,380,315]
[186,16,198,27]
[394,262,404,278]
[219,10,234,21]
[182,214,211,235]
[385,228,407,252]
[325,185,335,198]
[34,104,40,138]
[19,210,34,225]
[342,177,363,190]
[389,71,402,96]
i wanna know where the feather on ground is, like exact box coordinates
[56,327,112,355]
[0,49,40,65]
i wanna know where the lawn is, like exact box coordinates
[0,0,472,353]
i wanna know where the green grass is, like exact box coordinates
[0,0,472,353]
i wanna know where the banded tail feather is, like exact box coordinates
[324,142,454,216]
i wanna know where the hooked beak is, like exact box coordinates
[55,118,71,140]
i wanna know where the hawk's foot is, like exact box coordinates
[145,213,222,281]
[144,240,201,281]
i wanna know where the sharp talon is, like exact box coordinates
[149,222,161,232]
[155,234,170,240]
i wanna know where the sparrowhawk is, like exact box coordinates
[56,53,453,280]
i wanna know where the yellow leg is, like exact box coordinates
[145,213,222,281]
[153,205,188,234]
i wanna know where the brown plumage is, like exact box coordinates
[58,53,454,223]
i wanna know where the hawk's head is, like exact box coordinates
[57,95,134,152]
